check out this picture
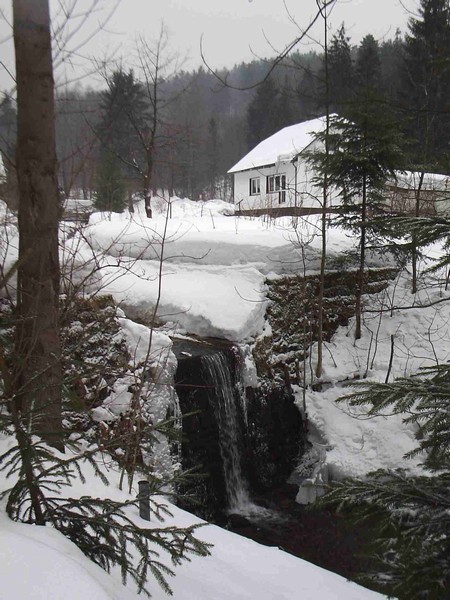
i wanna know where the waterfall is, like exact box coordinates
[175,341,303,520]
[201,352,250,512]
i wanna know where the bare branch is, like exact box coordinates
[200,0,337,91]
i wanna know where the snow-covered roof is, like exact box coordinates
[228,116,327,174]
[389,170,450,191]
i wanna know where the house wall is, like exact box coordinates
[437,193,450,215]
[232,138,340,212]
[233,158,324,212]
[384,185,437,216]
[384,177,450,216]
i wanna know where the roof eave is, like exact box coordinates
[227,162,276,175]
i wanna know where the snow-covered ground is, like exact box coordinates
[304,267,450,480]
[5,196,447,481]
[0,307,385,599]
[64,197,385,341]
[2,195,448,599]
[0,434,384,600]
[65,197,447,480]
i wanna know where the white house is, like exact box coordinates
[385,170,450,216]
[228,117,338,214]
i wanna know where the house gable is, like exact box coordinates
[229,117,333,214]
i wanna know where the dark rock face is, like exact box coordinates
[174,340,305,519]
[244,381,305,492]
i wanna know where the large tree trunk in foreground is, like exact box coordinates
[13,0,63,448]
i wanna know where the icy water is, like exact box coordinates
[201,352,288,525]
[225,482,381,594]
[201,352,250,512]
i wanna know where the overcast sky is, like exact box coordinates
[0,0,418,91]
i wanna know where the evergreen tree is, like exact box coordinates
[309,110,403,339]
[274,78,295,130]
[94,150,127,212]
[323,24,354,115]
[321,362,450,598]
[296,69,319,121]
[168,71,207,200]
[99,69,147,164]
[402,0,450,171]
[98,69,148,199]
[379,30,405,106]
[318,170,450,599]
[395,0,450,291]
[324,30,404,338]
[205,117,220,199]
[246,76,281,148]
[356,34,382,91]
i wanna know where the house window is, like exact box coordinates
[266,174,286,203]
[249,177,260,195]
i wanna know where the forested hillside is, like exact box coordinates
[1,11,448,207]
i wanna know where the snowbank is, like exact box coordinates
[0,443,386,600]
[101,260,268,340]
[0,301,387,600]
[62,197,440,482]
[70,198,361,340]
[303,270,450,479]
[0,515,137,600]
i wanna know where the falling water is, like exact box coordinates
[201,352,250,512]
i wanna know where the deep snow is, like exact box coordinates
[0,310,385,599]
[64,197,388,341]
[68,197,448,482]
[3,195,445,482]
[0,433,385,600]
[2,194,448,599]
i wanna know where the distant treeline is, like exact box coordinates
[1,0,449,206]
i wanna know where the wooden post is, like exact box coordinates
[138,480,151,521]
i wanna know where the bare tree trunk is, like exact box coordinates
[315,0,330,379]
[13,0,63,449]
[143,147,153,218]
[411,171,425,294]
[355,174,367,341]
[127,188,135,213]
[144,180,152,218]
